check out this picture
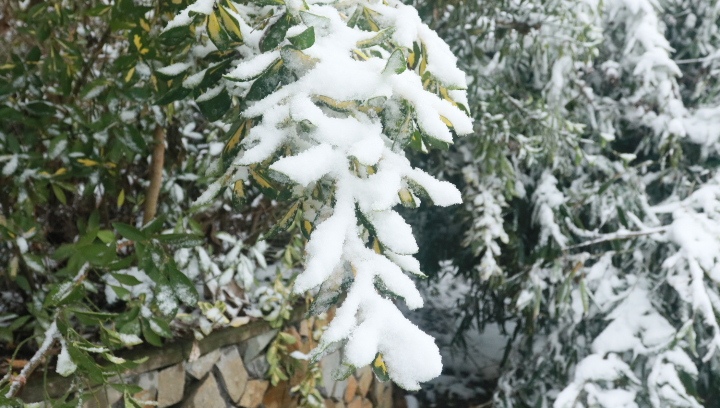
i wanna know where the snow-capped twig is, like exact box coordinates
[5,264,89,398]
[4,320,59,398]
[567,227,668,250]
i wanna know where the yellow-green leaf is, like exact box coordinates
[218,6,243,43]
[117,189,125,208]
[372,353,390,382]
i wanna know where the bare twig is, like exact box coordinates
[143,125,166,225]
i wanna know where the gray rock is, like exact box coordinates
[321,351,341,394]
[331,378,348,401]
[157,363,185,407]
[82,385,122,408]
[215,346,249,403]
[137,371,158,392]
[239,329,278,362]
[186,349,221,380]
[181,373,227,408]
[244,355,270,379]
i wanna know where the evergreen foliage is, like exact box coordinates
[420,0,720,406]
[4,0,720,406]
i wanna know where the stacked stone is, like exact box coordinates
[79,324,393,408]
[82,329,276,408]
[321,364,393,408]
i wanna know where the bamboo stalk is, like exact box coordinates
[143,125,165,225]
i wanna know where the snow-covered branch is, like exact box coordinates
[169,0,472,389]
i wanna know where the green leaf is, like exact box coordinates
[199,58,234,89]
[288,26,315,50]
[357,28,394,48]
[207,11,233,50]
[8,315,31,331]
[107,256,134,272]
[71,309,118,320]
[113,222,147,242]
[383,49,406,75]
[264,201,301,239]
[67,344,104,383]
[111,272,143,286]
[217,5,243,43]
[45,281,84,307]
[299,11,331,34]
[277,332,297,344]
[110,284,132,299]
[246,59,292,102]
[154,233,205,248]
[160,26,193,46]
[142,215,167,234]
[168,266,199,306]
[155,86,192,105]
[141,319,163,347]
[260,12,294,52]
[97,230,116,244]
[196,87,231,121]
[148,317,173,338]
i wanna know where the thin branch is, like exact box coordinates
[5,264,89,398]
[675,54,720,65]
[143,125,166,225]
[568,227,668,250]
[4,321,58,398]
[71,26,112,97]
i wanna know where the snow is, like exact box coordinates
[164,0,215,31]
[182,69,206,89]
[226,51,280,81]
[82,84,106,100]
[157,62,191,77]
[368,210,418,255]
[117,333,143,346]
[103,268,154,304]
[55,339,77,377]
[156,284,179,316]
[2,154,18,176]
[269,143,341,186]
[532,172,568,248]
[406,168,462,207]
[555,354,639,408]
[196,84,224,102]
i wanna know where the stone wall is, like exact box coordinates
[19,317,393,408]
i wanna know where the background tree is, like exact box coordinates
[413,0,720,406]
